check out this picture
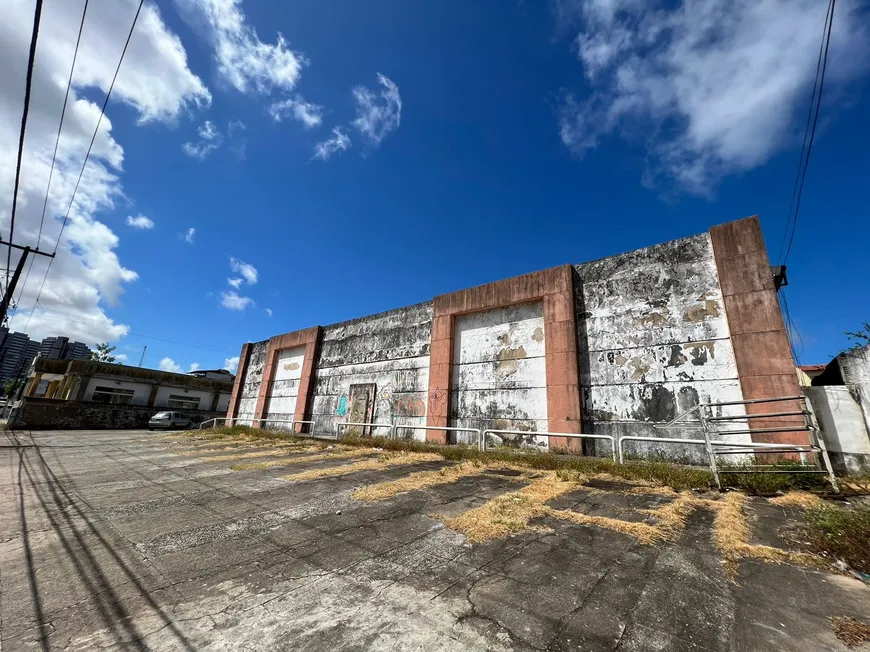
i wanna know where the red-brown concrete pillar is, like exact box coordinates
[710,216,806,446]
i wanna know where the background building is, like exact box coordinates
[0,332,91,391]
[8,358,234,429]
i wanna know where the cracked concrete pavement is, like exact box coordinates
[1,429,868,651]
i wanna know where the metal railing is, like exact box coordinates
[198,392,837,491]
[393,424,482,448]
[482,429,617,462]
[198,417,331,439]
[645,395,838,491]
[337,422,395,439]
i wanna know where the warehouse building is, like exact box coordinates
[226,216,806,462]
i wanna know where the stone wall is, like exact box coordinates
[9,398,224,430]
[574,233,747,461]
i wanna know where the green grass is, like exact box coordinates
[193,428,841,495]
[804,504,870,573]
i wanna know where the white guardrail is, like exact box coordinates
[482,429,617,462]
[392,424,482,448]
[336,422,395,439]
[200,393,838,492]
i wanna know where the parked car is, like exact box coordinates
[148,411,194,430]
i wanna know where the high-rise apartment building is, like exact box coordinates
[0,332,91,391]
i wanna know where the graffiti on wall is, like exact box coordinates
[336,395,348,417]
[392,396,426,417]
[429,388,446,411]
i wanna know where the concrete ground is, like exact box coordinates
[1,429,868,652]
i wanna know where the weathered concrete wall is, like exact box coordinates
[805,386,870,474]
[574,233,747,462]
[451,301,548,447]
[264,346,305,426]
[8,398,224,430]
[310,303,432,439]
[236,341,267,425]
[83,377,152,405]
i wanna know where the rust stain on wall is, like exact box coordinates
[284,362,300,371]
[531,327,544,342]
[684,299,720,323]
[496,346,527,361]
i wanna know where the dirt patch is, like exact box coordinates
[831,616,870,648]
[282,452,443,482]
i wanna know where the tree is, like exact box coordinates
[3,378,24,397]
[90,342,118,363]
[844,322,870,352]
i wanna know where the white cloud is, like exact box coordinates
[557,0,870,194]
[159,356,182,373]
[265,308,272,317]
[352,74,401,147]
[227,277,243,288]
[126,214,154,229]
[220,290,253,310]
[188,362,200,372]
[229,257,257,284]
[182,119,223,159]
[3,0,208,344]
[175,0,306,96]
[312,127,351,161]
[182,227,196,243]
[223,355,240,373]
[115,353,129,362]
[269,96,323,128]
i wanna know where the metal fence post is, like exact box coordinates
[699,406,721,490]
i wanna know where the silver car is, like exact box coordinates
[148,411,194,430]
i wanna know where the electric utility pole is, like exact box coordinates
[0,241,54,326]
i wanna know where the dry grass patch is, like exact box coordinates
[769,491,825,509]
[710,492,826,577]
[440,473,582,543]
[353,461,533,502]
[831,616,870,648]
[232,448,373,471]
[177,441,310,456]
[187,448,310,464]
[282,452,442,482]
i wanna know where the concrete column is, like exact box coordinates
[24,372,42,397]
[710,215,806,447]
[147,384,160,407]
[71,374,91,401]
[225,343,252,420]
[210,391,220,412]
[45,380,60,399]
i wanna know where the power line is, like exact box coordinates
[19,306,234,356]
[37,0,90,245]
[4,0,44,302]
[777,0,836,265]
[13,0,90,317]
[22,0,145,327]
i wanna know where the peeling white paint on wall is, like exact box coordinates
[575,234,747,462]
[236,341,266,426]
[451,301,548,448]
[264,346,305,428]
[311,303,433,439]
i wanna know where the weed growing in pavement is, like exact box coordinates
[804,504,870,573]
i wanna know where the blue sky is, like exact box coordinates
[2,0,868,373]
